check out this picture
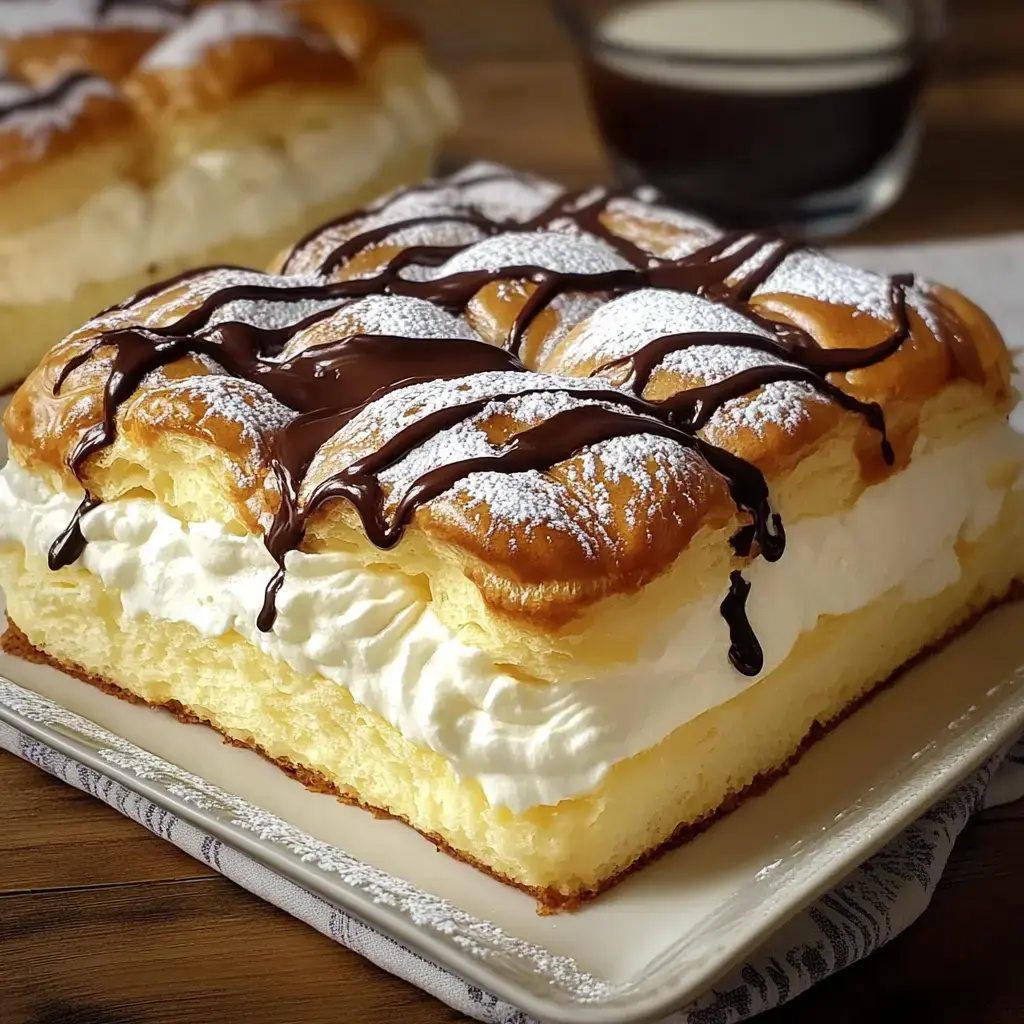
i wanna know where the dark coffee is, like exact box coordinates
[579,0,928,230]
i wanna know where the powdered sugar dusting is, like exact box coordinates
[0,74,119,162]
[441,160,563,217]
[0,79,35,110]
[460,176,562,220]
[80,269,342,337]
[141,267,276,313]
[320,371,612,459]
[286,166,563,276]
[750,246,940,333]
[101,0,189,31]
[163,271,327,327]
[566,433,709,532]
[607,195,715,236]
[367,163,556,225]
[378,383,671,538]
[0,76,24,102]
[559,289,772,367]
[547,288,829,438]
[0,0,93,35]
[457,469,604,556]
[294,207,486,278]
[330,295,478,340]
[0,0,182,35]
[431,231,631,279]
[719,380,817,430]
[173,373,292,443]
[281,296,480,360]
[306,371,628,501]
[292,366,725,558]
[141,1,327,71]
[140,372,293,497]
[207,292,346,333]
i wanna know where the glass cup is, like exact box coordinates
[552,0,947,236]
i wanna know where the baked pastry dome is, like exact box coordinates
[0,0,456,393]
[1,163,1021,910]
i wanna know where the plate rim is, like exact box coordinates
[0,610,1022,1024]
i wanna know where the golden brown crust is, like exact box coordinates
[4,316,285,532]
[8,580,1021,911]
[0,0,421,88]
[0,72,139,184]
[122,19,358,123]
[3,29,163,85]
[281,0,420,64]
[4,169,1017,648]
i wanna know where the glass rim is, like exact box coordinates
[549,0,947,69]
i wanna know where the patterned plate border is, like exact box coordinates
[1,650,1024,1024]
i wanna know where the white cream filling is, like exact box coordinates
[0,109,406,306]
[1,425,1021,811]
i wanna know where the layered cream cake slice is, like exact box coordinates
[0,164,1021,910]
[0,0,456,392]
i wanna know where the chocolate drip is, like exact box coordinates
[593,273,916,465]
[0,72,103,125]
[47,176,927,674]
[121,195,827,373]
[727,239,803,303]
[47,494,101,573]
[666,362,888,439]
[315,186,653,283]
[720,571,763,676]
[290,183,663,356]
[96,0,187,16]
[97,264,252,318]
[387,406,699,530]
[694,438,784,561]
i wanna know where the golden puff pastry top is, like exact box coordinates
[6,165,1016,659]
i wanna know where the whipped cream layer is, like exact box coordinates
[1,425,1022,810]
[0,103,428,306]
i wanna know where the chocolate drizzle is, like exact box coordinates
[45,174,926,678]
[720,571,763,676]
[592,287,915,461]
[0,71,107,126]
[97,264,253,317]
[95,0,189,19]
[47,493,101,571]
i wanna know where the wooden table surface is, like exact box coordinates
[2,1,1023,1022]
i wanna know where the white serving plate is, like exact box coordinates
[2,599,1023,1024]
[1,320,1023,1022]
